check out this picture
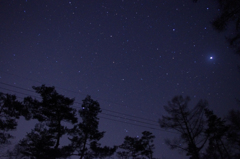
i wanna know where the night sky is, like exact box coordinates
[1,0,240,158]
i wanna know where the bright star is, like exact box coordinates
[210,57,213,59]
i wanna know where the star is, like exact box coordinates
[210,57,213,59]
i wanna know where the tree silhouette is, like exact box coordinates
[203,109,231,159]
[159,96,208,159]
[18,123,56,159]
[117,136,142,158]
[117,131,155,159]
[5,143,26,159]
[0,92,30,145]
[89,141,117,159]
[226,110,240,158]
[193,0,240,54]
[20,85,77,158]
[140,131,155,159]
[68,95,117,159]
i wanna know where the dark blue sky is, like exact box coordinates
[1,0,240,158]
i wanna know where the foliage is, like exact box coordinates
[117,131,155,159]
[212,0,240,54]
[159,96,208,159]
[140,131,155,159]
[90,141,117,159]
[19,85,77,158]
[193,0,240,54]
[18,123,56,159]
[5,144,25,159]
[0,92,30,145]
[226,110,240,158]
[68,95,116,159]
[203,109,231,159]
[1,86,240,159]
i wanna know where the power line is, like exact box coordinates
[0,81,159,124]
[99,115,178,134]
[0,70,160,116]
[0,87,33,97]
[0,84,180,135]
[74,101,158,124]
[101,112,159,127]
[101,108,157,123]
[99,116,160,130]
[0,85,165,132]
[0,82,35,93]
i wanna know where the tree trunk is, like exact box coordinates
[80,136,88,159]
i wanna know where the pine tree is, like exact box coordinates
[0,92,30,144]
[193,0,240,54]
[117,131,155,159]
[20,85,77,158]
[140,131,155,159]
[203,109,231,159]
[18,123,56,159]
[68,95,117,159]
[226,110,240,158]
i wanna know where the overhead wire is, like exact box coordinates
[100,112,159,127]
[98,116,163,131]
[0,81,178,134]
[100,108,157,123]
[0,87,33,97]
[0,70,160,116]
[0,81,158,124]
[0,84,159,127]
[0,74,159,123]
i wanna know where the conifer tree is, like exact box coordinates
[19,85,77,158]
[0,92,30,144]
[117,131,155,159]
[68,95,117,159]
[203,109,231,159]
[18,123,56,159]
[226,110,240,158]
[193,0,240,53]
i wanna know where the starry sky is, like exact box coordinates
[1,0,240,158]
